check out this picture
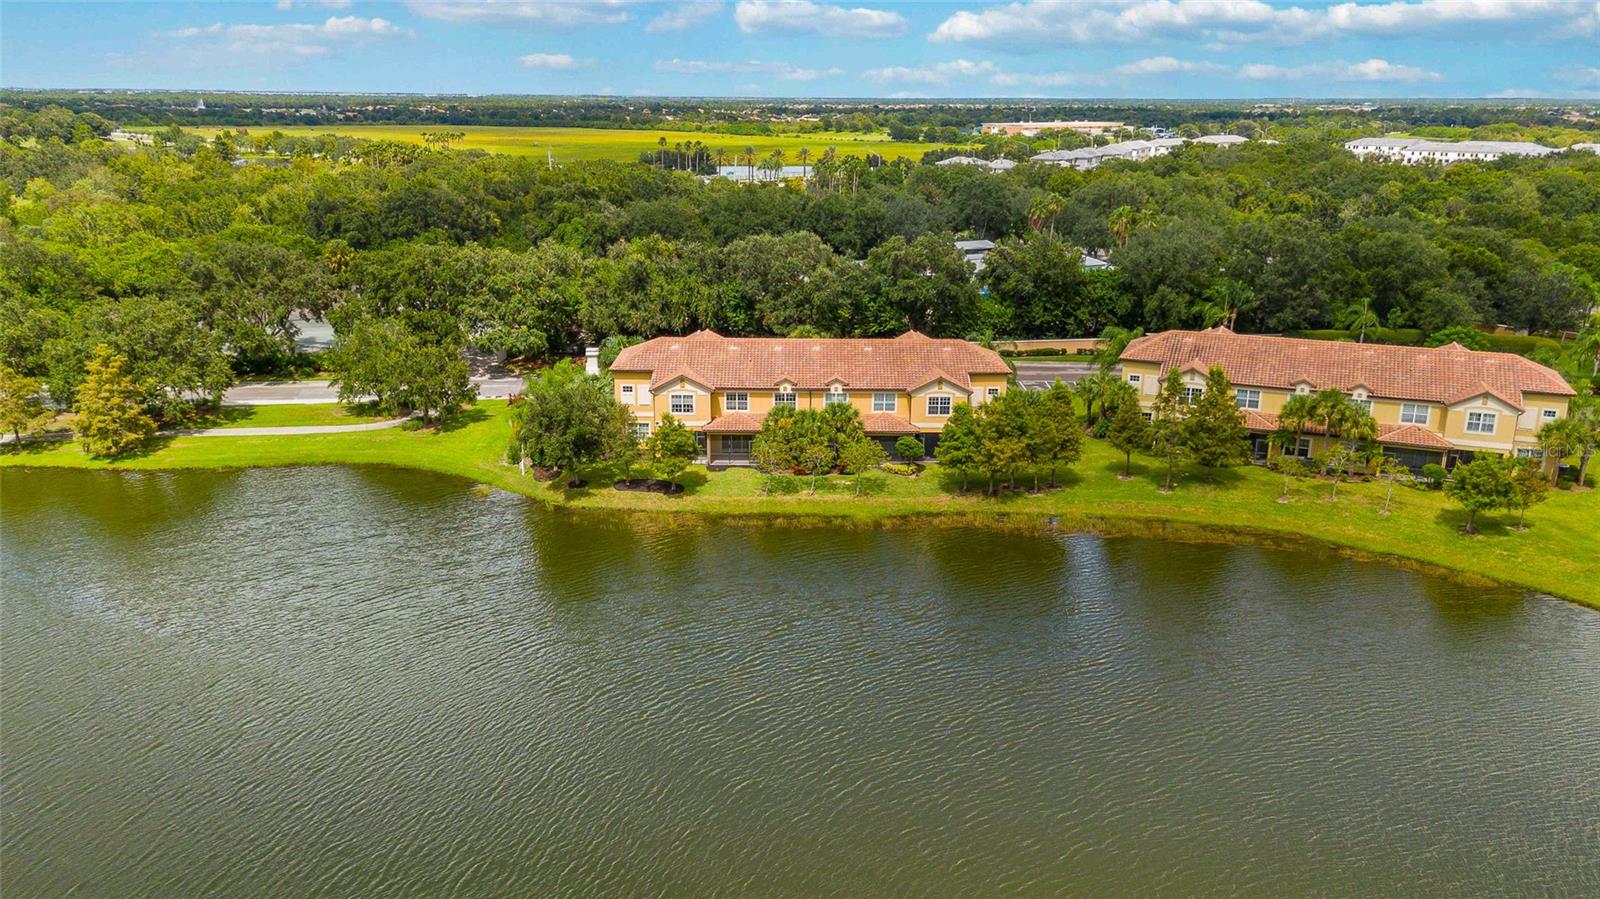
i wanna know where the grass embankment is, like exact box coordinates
[167,125,941,164]
[6,400,1597,608]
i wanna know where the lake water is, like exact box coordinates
[3,466,1597,896]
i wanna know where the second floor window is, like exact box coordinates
[774,391,797,408]
[1465,411,1497,434]
[724,392,749,412]
[1183,387,1203,405]
[926,395,952,416]
[1350,397,1372,414]
[825,392,849,406]
[987,387,1001,400]
[872,392,896,413]
[1235,388,1261,410]
[670,394,695,415]
[1400,403,1429,425]
[620,384,635,405]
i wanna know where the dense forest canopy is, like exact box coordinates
[2,98,1598,425]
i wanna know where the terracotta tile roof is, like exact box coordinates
[862,413,918,435]
[612,330,1011,392]
[702,413,765,433]
[1121,328,1574,411]
[1376,423,1453,451]
[1240,411,1452,450]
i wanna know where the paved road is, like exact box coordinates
[1013,361,1098,391]
[224,376,524,405]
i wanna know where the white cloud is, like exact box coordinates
[1238,58,1442,82]
[404,1,632,28]
[161,16,405,59]
[735,0,907,38]
[646,1,724,32]
[518,52,580,68]
[1555,64,1600,86]
[656,57,842,80]
[929,0,1594,46]
[861,58,997,85]
[1112,56,1225,76]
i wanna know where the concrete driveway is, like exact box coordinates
[1013,360,1098,391]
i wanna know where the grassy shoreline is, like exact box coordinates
[6,400,1597,609]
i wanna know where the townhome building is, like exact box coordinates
[1344,137,1557,164]
[609,331,1013,465]
[1118,328,1575,470]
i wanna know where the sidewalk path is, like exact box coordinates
[167,418,413,437]
[224,376,523,405]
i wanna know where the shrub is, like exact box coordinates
[882,462,923,476]
[894,435,924,461]
[1420,463,1446,488]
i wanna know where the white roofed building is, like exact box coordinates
[1344,137,1556,164]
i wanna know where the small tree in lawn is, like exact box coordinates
[1147,374,1189,492]
[751,432,791,495]
[1106,394,1150,479]
[1038,381,1083,487]
[0,364,52,443]
[839,438,887,495]
[1537,417,1580,485]
[935,402,980,491]
[977,392,1031,492]
[647,413,699,490]
[894,435,924,462]
[1313,442,1355,501]
[1183,366,1246,476]
[74,346,155,458]
[1447,455,1515,534]
[1265,427,1300,501]
[1370,452,1406,516]
[800,441,834,494]
[1507,457,1549,530]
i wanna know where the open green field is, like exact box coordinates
[170,125,943,164]
[6,399,1597,609]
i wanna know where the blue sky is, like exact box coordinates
[3,1,1598,99]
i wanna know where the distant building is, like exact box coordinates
[1030,136,1203,171]
[980,120,1124,137]
[956,239,1114,274]
[1344,137,1556,164]
[1572,143,1600,153]
[935,155,1017,173]
[1192,134,1247,146]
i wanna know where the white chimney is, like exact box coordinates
[584,346,600,376]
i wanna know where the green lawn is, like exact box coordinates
[192,403,392,429]
[168,125,942,164]
[6,399,1597,609]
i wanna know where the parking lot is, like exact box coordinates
[1012,360,1099,390]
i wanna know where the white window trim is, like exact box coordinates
[1235,388,1261,410]
[670,394,695,415]
[1183,387,1203,405]
[1541,408,1558,420]
[825,391,849,406]
[774,391,797,408]
[724,392,749,412]
[986,387,1001,399]
[1465,411,1497,434]
[872,392,896,413]
[620,384,635,405]
[926,395,952,417]
[1400,403,1429,425]
[1127,374,1142,384]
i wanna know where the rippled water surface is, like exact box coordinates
[3,467,1598,896]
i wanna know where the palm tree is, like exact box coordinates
[744,145,756,182]
[1572,310,1600,376]
[713,146,729,173]
[657,136,666,168]
[1342,296,1380,343]
[771,148,786,177]
[796,146,811,180]
[1026,192,1065,235]
[1108,205,1138,247]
